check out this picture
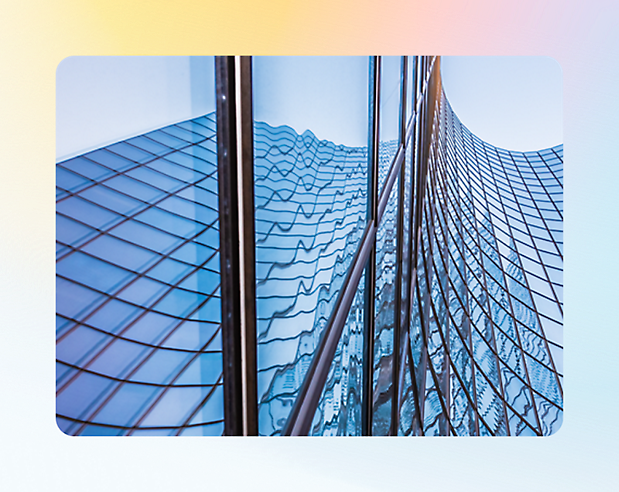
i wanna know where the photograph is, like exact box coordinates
[55,55,563,437]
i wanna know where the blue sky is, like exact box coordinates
[57,56,562,159]
[441,56,562,151]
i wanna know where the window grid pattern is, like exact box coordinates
[253,123,368,436]
[56,113,225,436]
[400,90,563,436]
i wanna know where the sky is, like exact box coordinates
[56,56,215,161]
[57,56,561,157]
[441,56,562,151]
[253,56,370,146]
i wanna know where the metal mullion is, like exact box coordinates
[396,328,409,434]
[396,57,421,431]
[397,100,425,434]
[434,105,453,431]
[390,56,407,436]
[407,57,432,433]
[411,276,428,436]
[414,58,441,432]
[215,56,258,436]
[417,197,437,434]
[362,55,381,436]
[403,322,423,434]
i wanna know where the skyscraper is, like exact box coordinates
[56,56,562,436]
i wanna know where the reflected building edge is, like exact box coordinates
[56,56,563,436]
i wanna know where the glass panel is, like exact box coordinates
[253,56,370,436]
[56,57,223,436]
[378,56,402,194]
[372,175,399,436]
[310,270,365,436]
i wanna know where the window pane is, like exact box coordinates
[253,56,370,435]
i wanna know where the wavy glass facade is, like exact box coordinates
[56,56,562,436]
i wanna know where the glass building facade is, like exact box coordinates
[56,56,562,436]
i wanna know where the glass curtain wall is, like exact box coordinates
[56,56,563,436]
[56,61,224,435]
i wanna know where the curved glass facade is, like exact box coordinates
[399,94,563,436]
[56,56,562,436]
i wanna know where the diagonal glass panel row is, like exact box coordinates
[56,112,224,436]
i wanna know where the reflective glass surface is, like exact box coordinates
[310,270,366,436]
[252,57,370,435]
[378,56,402,194]
[402,89,563,436]
[56,56,562,437]
[56,110,223,436]
[372,179,399,435]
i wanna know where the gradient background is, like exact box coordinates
[1,0,617,490]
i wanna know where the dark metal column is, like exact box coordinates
[216,56,258,436]
[390,56,407,436]
[362,56,381,436]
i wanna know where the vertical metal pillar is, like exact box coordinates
[362,56,381,436]
[390,56,407,436]
[216,56,258,436]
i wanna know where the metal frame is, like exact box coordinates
[362,56,380,436]
[390,55,408,436]
[216,56,258,436]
